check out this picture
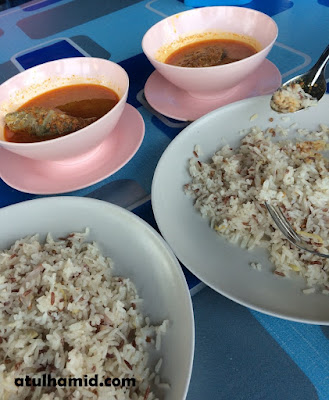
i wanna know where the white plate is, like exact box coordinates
[152,94,329,325]
[0,197,194,399]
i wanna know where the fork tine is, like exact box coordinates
[274,205,302,242]
[265,202,329,259]
[265,203,299,243]
[265,202,300,242]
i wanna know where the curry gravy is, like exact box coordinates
[5,84,119,143]
[165,39,257,67]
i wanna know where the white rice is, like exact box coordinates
[250,262,262,271]
[271,83,318,113]
[184,126,329,293]
[0,230,168,399]
[249,114,258,122]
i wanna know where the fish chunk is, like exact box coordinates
[4,107,97,137]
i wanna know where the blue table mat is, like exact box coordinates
[1,0,329,398]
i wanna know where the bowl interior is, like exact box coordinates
[143,6,277,62]
[0,58,129,142]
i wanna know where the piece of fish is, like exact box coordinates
[4,106,97,137]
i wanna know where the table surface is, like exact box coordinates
[1,0,329,399]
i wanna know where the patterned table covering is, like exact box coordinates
[0,0,329,399]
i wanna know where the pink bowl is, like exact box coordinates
[0,58,129,161]
[142,6,278,99]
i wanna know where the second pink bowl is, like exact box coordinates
[142,6,278,99]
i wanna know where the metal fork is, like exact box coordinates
[265,202,329,258]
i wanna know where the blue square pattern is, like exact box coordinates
[15,40,85,70]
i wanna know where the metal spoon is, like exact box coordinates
[270,44,329,113]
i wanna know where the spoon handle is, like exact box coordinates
[310,44,329,86]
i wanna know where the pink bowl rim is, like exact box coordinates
[142,6,278,71]
[0,57,129,148]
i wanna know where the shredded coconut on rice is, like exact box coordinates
[184,125,329,294]
[271,83,318,113]
[0,230,168,400]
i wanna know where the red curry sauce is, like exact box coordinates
[165,39,257,68]
[4,84,119,143]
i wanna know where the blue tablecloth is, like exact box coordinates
[1,0,329,398]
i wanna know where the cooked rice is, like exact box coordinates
[184,126,329,293]
[271,83,318,113]
[0,230,168,400]
[250,262,262,271]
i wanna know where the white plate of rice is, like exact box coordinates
[0,197,194,399]
[152,93,329,325]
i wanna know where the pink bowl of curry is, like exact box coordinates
[0,57,129,161]
[142,6,278,99]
